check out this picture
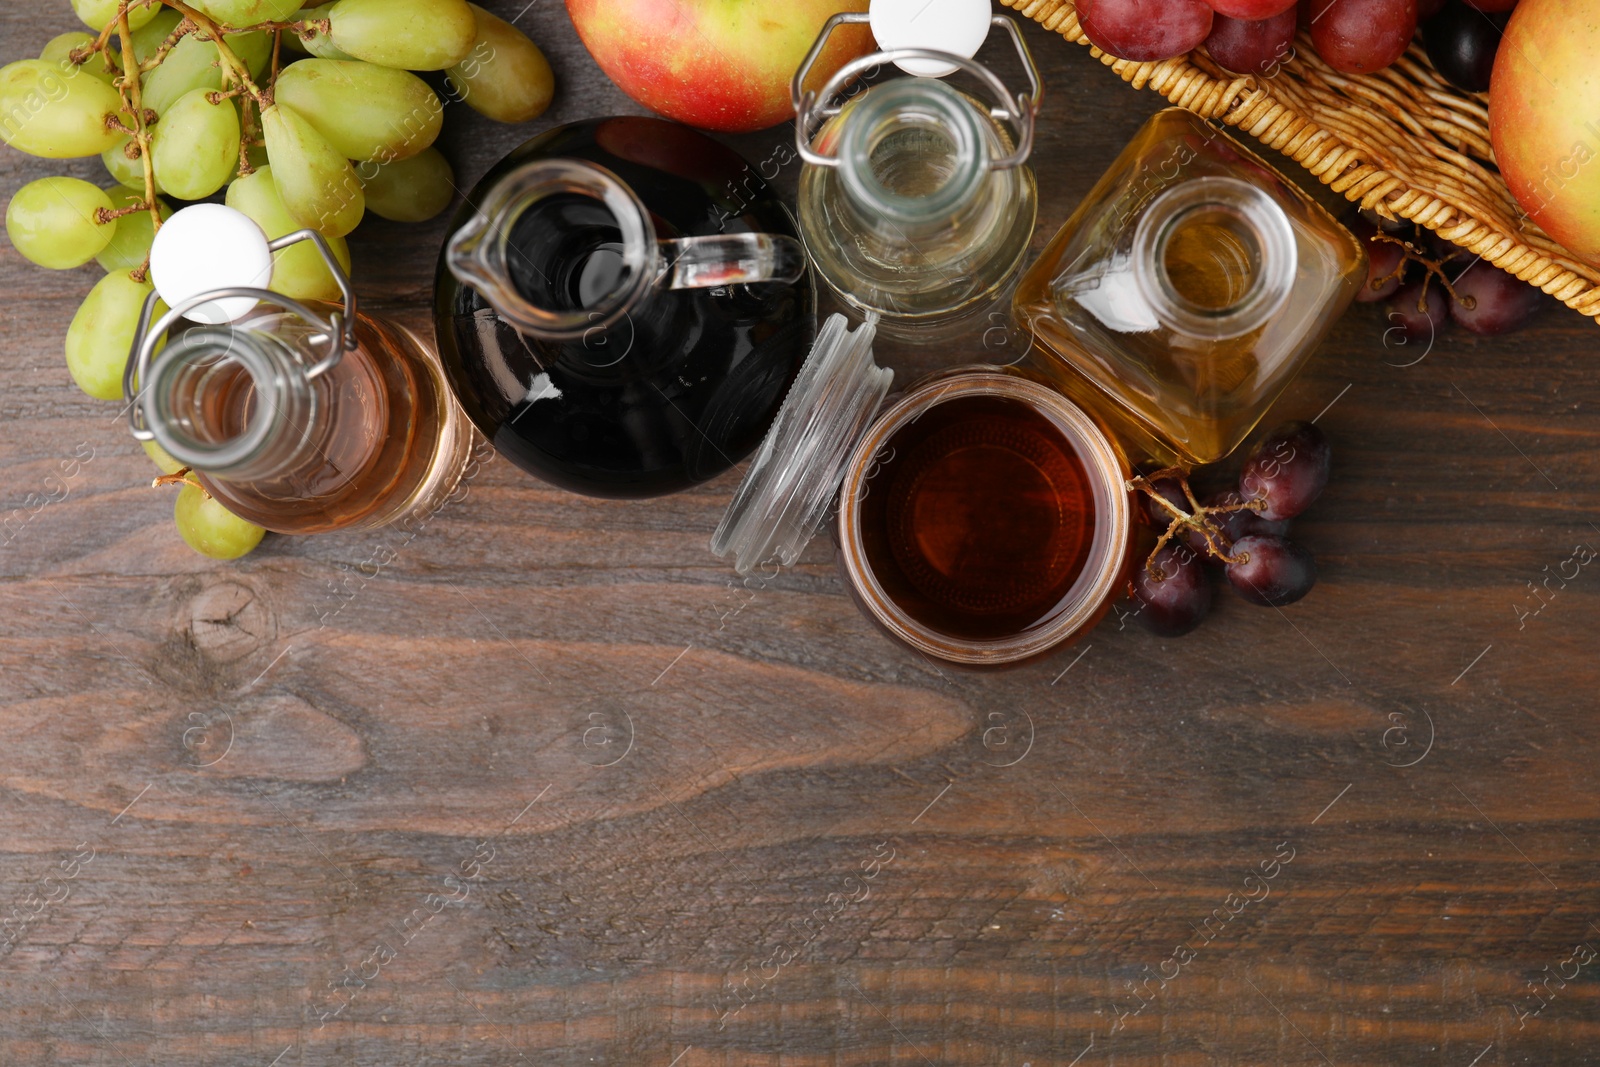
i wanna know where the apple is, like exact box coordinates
[1490,0,1600,266]
[567,0,875,134]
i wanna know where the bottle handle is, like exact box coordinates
[793,13,1043,171]
[657,233,807,290]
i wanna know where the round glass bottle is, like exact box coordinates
[793,14,1042,339]
[127,216,474,535]
[435,117,815,499]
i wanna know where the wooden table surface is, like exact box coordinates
[2,4,1597,1065]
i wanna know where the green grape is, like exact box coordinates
[130,7,184,64]
[40,32,121,87]
[190,0,305,25]
[226,166,352,302]
[175,484,266,560]
[5,177,116,270]
[143,439,185,476]
[96,188,172,276]
[142,31,272,116]
[0,59,124,159]
[296,5,357,60]
[151,88,241,201]
[261,103,364,237]
[274,59,441,163]
[359,147,454,223]
[66,272,167,402]
[447,4,554,125]
[72,0,160,33]
[101,135,162,192]
[328,0,477,71]
[233,30,275,80]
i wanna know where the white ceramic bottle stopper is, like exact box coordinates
[149,203,274,326]
[869,0,994,77]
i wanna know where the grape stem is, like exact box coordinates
[1371,234,1478,312]
[160,1,273,107]
[137,21,196,73]
[94,203,149,225]
[1127,468,1256,576]
[114,4,163,278]
[152,469,205,495]
[237,95,260,178]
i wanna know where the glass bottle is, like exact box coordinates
[126,228,474,535]
[792,13,1042,339]
[1014,107,1367,466]
[435,117,814,499]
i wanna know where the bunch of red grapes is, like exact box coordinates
[1127,422,1332,638]
[1353,209,1543,342]
[1077,0,1517,83]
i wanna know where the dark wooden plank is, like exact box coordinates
[1,3,1597,1067]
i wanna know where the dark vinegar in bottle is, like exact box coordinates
[434,117,815,498]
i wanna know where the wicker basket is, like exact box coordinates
[1001,0,1600,325]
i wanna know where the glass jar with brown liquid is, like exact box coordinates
[713,110,1366,667]
[713,314,1131,667]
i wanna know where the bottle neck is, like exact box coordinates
[446,158,656,342]
[1131,176,1297,339]
[143,317,321,482]
[834,78,994,242]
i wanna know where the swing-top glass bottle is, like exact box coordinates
[792,12,1043,339]
[126,214,474,535]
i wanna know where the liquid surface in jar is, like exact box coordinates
[196,312,447,534]
[1162,206,1262,311]
[857,394,1096,642]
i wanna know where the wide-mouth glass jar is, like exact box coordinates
[713,315,1133,668]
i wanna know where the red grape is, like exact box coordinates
[1226,535,1318,606]
[1205,8,1300,75]
[1239,420,1331,522]
[1140,472,1192,528]
[1131,544,1212,637]
[1423,1,1507,93]
[1417,0,1445,14]
[1308,0,1418,73]
[1350,215,1407,301]
[1448,262,1542,334]
[1078,0,1215,62]
[1385,278,1448,344]
[1421,229,1471,275]
[1208,0,1298,16]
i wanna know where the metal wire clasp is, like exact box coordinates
[791,13,1044,171]
[123,228,359,442]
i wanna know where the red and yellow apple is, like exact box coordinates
[566,0,874,133]
[1489,0,1600,266]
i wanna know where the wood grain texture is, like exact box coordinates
[1,5,1598,1066]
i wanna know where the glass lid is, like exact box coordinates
[711,313,893,575]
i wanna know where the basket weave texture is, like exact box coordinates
[1001,0,1600,324]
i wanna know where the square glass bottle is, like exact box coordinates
[1013,108,1366,465]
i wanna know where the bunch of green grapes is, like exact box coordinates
[0,0,553,558]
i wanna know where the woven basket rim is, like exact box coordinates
[1000,0,1600,326]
